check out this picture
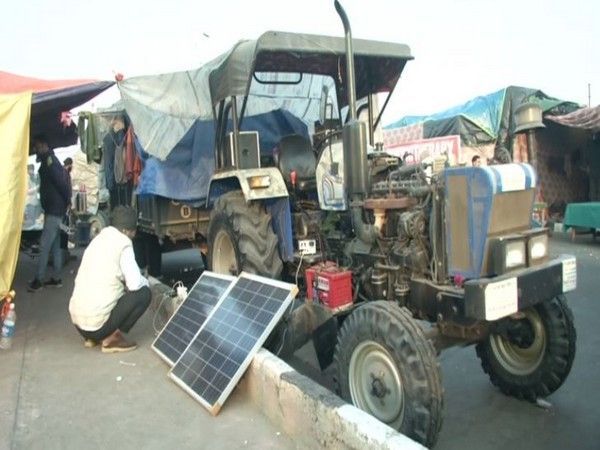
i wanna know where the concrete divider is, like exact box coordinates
[148,277,425,450]
[240,349,425,450]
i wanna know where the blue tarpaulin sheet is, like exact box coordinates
[136,108,308,203]
[389,89,507,139]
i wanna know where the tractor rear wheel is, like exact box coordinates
[333,301,444,448]
[476,295,576,401]
[207,191,282,278]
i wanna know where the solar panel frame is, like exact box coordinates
[168,272,298,415]
[152,271,236,366]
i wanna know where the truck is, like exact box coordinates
[83,1,578,446]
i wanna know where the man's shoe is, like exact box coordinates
[83,339,98,348]
[101,336,137,354]
[27,279,43,292]
[44,278,63,288]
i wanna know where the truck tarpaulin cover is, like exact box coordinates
[0,92,31,295]
[118,52,343,202]
[118,31,414,203]
[385,86,580,153]
[134,109,308,203]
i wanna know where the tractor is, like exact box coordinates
[201,1,577,446]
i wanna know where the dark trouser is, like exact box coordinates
[37,214,63,281]
[76,286,151,341]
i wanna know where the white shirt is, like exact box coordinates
[69,226,149,331]
[119,246,149,291]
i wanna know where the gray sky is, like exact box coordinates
[2,0,598,124]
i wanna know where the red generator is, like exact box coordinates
[305,261,353,313]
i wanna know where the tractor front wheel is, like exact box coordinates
[476,295,576,401]
[333,301,444,448]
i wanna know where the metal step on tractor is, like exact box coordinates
[195,1,578,446]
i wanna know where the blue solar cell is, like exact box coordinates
[169,272,297,415]
[152,272,235,366]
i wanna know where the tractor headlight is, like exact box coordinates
[527,231,549,265]
[505,240,526,269]
[491,236,526,274]
[247,175,271,189]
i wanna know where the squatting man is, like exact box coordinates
[69,206,151,353]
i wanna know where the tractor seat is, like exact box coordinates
[277,134,317,191]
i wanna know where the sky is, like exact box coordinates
[2,0,598,125]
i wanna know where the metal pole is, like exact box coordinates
[527,130,537,168]
[334,0,357,121]
[231,96,239,165]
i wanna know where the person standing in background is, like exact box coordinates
[28,135,71,292]
[472,155,481,167]
[61,157,74,257]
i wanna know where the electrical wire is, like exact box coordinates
[276,250,306,356]
[152,280,185,335]
[295,250,305,287]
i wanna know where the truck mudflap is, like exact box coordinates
[463,255,577,321]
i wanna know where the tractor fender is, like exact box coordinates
[206,167,288,208]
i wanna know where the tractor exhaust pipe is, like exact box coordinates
[334,0,368,198]
[335,1,377,243]
[334,0,357,121]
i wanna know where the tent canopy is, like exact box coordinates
[385,86,581,150]
[0,92,31,295]
[546,105,600,132]
[0,71,114,149]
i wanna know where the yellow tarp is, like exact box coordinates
[0,92,31,296]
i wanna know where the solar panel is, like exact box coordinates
[152,272,235,366]
[169,272,298,415]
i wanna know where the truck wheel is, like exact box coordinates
[207,191,282,278]
[333,301,443,448]
[89,210,109,240]
[476,295,576,401]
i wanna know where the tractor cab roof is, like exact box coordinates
[208,31,413,107]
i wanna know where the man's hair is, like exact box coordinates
[32,133,48,144]
[63,157,73,166]
[471,155,480,164]
[497,147,511,164]
[111,206,138,231]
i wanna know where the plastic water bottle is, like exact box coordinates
[0,303,16,349]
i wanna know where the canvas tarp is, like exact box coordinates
[546,105,600,131]
[71,150,106,214]
[0,92,31,295]
[119,30,413,162]
[134,108,308,203]
[118,56,332,162]
[117,31,415,203]
[118,67,327,202]
[0,71,114,149]
[117,59,223,162]
[385,86,581,153]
